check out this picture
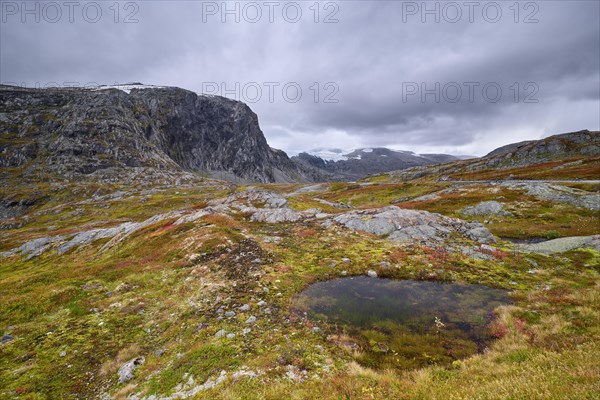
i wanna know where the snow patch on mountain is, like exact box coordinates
[305,148,352,162]
[304,147,418,162]
[93,84,167,94]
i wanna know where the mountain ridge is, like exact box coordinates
[291,147,459,181]
[2,85,597,186]
[371,129,600,182]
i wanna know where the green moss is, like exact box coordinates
[495,349,535,364]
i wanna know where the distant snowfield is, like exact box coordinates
[306,148,352,162]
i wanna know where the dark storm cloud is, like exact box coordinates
[1,0,598,155]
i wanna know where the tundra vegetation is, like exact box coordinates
[1,157,599,399]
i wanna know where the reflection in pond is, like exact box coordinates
[294,277,510,369]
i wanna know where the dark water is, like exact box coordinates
[294,277,510,369]
[502,237,548,244]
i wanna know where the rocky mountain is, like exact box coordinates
[291,147,458,180]
[0,84,316,185]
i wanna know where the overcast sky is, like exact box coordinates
[1,0,598,156]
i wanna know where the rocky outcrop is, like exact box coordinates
[117,357,145,384]
[210,187,320,223]
[461,201,513,217]
[324,206,496,245]
[0,208,218,259]
[0,85,315,184]
[517,235,600,254]
[250,208,302,223]
[0,193,47,222]
[0,187,317,259]
[1,235,67,260]
[501,182,600,211]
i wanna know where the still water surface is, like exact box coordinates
[295,277,510,368]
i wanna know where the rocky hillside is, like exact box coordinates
[292,148,458,181]
[375,130,600,182]
[0,84,314,185]
[482,130,600,167]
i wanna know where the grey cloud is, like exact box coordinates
[1,0,598,156]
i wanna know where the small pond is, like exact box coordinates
[294,277,510,369]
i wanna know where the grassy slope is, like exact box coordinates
[0,175,599,399]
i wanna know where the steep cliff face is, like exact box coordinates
[0,85,310,184]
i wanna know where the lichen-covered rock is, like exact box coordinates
[57,227,125,254]
[217,188,288,209]
[518,235,600,254]
[333,210,397,235]
[0,235,66,259]
[215,329,226,338]
[501,182,600,211]
[1,334,14,344]
[250,208,302,223]
[117,356,145,384]
[326,206,496,245]
[462,226,497,244]
[244,188,288,208]
[1,209,185,259]
[461,201,512,217]
[388,225,445,243]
